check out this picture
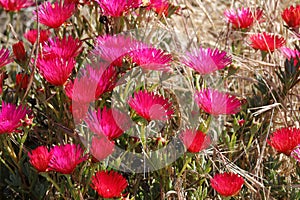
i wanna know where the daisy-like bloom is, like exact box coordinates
[34,2,75,28]
[179,129,211,153]
[267,127,300,156]
[16,73,29,89]
[0,47,13,68]
[91,170,128,198]
[195,88,242,115]
[90,136,115,161]
[85,106,130,140]
[95,0,141,17]
[13,41,27,63]
[224,7,263,29]
[28,146,52,172]
[24,29,51,45]
[0,102,30,134]
[129,47,172,71]
[282,5,300,29]
[292,145,300,162]
[249,32,286,52]
[280,47,300,65]
[128,90,174,121]
[182,47,232,75]
[0,0,33,12]
[49,144,87,174]
[211,172,244,197]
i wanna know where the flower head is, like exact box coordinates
[267,127,300,156]
[224,7,263,29]
[182,47,231,75]
[211,172,244,197]
[195,88,242,115]
[0,0,33,11]
[91,170,128,198]
[95,0,141,17]
[49,144,87,174]
[0,47,13,68]
[34,2,75,28]
[280,47,300,65]
[13,41,27,63]
[282,5,300,29]
[128,90,174,121]
[249,32,286,52]
[148,0,178,16]
[292,145,300,162]
[90,136,115,161]
[180,129,211,153]
[28,146,52,172]
[0,102,30,134]
[24,29,51,45]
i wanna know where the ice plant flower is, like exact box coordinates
[0,0,33,11]
[16,73,29,89]
[90,136,115,161]
[249,32,286,52]
[91,170,128,198]
[280,47,300,65]
[49,144,87,174]
[282,5,300,29]
[224,7,263,29]
[24,29,51,45]
[34,2,75,28]
[85,106,130,140]
[211,172,244,197]
[195,88,242,115]
[0,47,13,68]
[95,0,141,17]
[180,129,211,153]
[13,41,27,64]
[0,102,29,134]
[267,127,300,156]
[128,90,174,121]
[292,145,300,162]
[182,47,232,75]
[28,146,52,172]
[148,0,178,17]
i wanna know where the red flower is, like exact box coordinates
[195,88,242,115]
[24,29,51,45]
[128,90,174,121]
[28,146,52,172]
[85,106,130,140]
[268,127,300,156]
[34,2,75,28]
[91,170,128,198]
[95,0,141,17]
[13,41,27,63]
[0,47,13,68]
[224,7,263,29]
[0,102,30,134]
[282,5,300,29]
[182,47,231,75]
[180,129,211,153]
[211,172,244,197]
[90,136,115,161]
[148,0,178,16]
[249,32,286,52]
[0,0,33,11]
[49,144,87,174]
[16,73,29,89]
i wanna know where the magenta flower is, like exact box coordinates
[49,144,87,174]
[0,102,30,134]
[0,47,12,68]
[128,90,174,121]
[34,2,75,28]
[95,0,141,17]
[28,146,52,172]
[85,106,130,140]
[195,88,242,115]
[129,47,172,71]
[180,129,211,153]
[224,7,263,29]
[249,32,286,52]
[280,47,300,65]
[90,136,115,161]
[292,145,300,162]
[0,0,33,12]
[182,47,232,75]
[24,29,51,45]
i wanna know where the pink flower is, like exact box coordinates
[292,145,300,162]
[280,47,300,65]
[0,0,33,11]
[224,7,263,29]
[85,106,130,140]
[24,29,51,45]
[34,2,75,28]
[0,102,30,134]
[282,5,300,29]
[195,88,242,115]
[90,136,115,161]
[268,127,300,156]
[0,47,12,68]
[49,144,87,174]
[211,172,244,197]
[95,0,141,17]
[28,146,52,172]
[182,47,231,75]
[129,47,172,71]
[91,170,128,198]
[249,32,286,52]
[128,90,174,121]
[180,129,211,153]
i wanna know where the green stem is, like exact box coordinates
[177,156,192,178]
[41,173,62,194]
[65,174,79,200]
